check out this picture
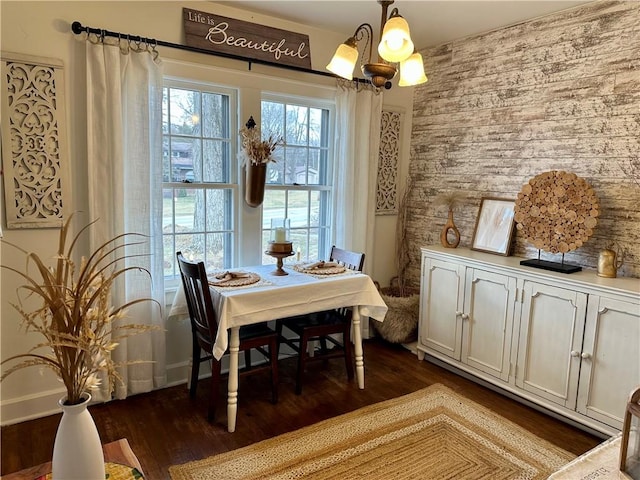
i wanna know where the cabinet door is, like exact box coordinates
[419,256,465,360]
[577,295,640,429]
[515,281,587,409]
[461,268,517,382]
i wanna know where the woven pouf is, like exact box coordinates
[373,288,419,344]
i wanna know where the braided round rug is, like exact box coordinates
[169,384,574,480]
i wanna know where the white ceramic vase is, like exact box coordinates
[52,393,105,480]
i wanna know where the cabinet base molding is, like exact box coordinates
[419,349,613,438]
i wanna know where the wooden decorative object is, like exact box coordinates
[1,52,70,228]
[440,208,460,248]
[514,171,599,254]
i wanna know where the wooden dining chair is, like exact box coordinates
[277,246,365,394]
[176,252,279,422]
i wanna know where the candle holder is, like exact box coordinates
[265,250,295,276]
[266,218,293,275]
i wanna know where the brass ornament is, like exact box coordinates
[514,171,599,254]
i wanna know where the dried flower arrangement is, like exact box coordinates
[0,215,159,405]
[239,116,282,166]
[433,191,465,211]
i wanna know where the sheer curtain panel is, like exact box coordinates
[85,38,166,400]
[333,83,383,272]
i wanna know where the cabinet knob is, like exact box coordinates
[461,313,470,320]
[456,311,463,316]
[570,350,580,357]
[581,352,592,360]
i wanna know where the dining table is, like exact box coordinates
[169,262,388,432]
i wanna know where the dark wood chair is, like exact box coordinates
[277,246,365,394]
[176,252,278,422]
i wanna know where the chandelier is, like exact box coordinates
[326,0,427,89]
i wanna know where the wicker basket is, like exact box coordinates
[373,279,420,344]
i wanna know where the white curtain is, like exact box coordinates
[333,82,383,272]
[85,38,166,400]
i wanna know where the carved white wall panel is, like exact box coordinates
[376,110,401,215]
[1,52,69,229]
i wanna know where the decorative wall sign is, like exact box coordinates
[183,8,311,69]
[376,111,401,215]
[1,52,69,228]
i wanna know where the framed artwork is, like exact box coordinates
[471,197,516,256]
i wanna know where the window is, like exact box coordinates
[162,80,237,281]
[261,98,333,263]
[160,65,335,287]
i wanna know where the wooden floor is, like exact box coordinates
[1,339,603,478]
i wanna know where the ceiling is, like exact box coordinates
[215,1,593,50]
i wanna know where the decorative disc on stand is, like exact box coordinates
[514,170,599,273]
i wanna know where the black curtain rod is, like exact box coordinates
[71,21,369,85]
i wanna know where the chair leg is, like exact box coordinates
[208,360,222,422]
[296,330,309,395]
[269,337,279,404]
[344,327,354,381]
[190,342,201,399]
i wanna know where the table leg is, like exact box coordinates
[352,307,364,389]
[227,327,240,432]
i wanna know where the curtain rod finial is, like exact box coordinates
[71,21,84,34]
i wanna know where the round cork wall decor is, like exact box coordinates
[514,170,599,254]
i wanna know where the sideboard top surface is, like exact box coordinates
[421,245,640,299]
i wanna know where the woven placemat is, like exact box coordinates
[293,261,346,275]
[208,271,260,287]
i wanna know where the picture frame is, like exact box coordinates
[471,197,516,256]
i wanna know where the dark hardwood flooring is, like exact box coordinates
[1,339,603,478]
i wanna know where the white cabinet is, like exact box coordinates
[418,246,640,435]
[577,294,640,428]
[419,257,464,360]
[419,255,516,383]
[515,281,587,409]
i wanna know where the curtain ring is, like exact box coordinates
[151,39,160,62]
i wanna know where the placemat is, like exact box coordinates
[293,261,346,275]
[208,271,260,287]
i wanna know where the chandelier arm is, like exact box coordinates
[352,23,374,65]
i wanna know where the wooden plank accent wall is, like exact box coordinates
[406,0,640,285]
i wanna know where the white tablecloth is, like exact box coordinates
[169,264,388,359]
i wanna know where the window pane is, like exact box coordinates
[309,108,323,147]
[285,105,308,146]
[203,139,229,183]
[170,138,198,182]
[284,146,307,184]
[170,88,201,136]
[307,149,320,185]
[262,101,284,139]
[202,92,228,138]
[205,189,232,231]
[288,191,308,228]
[263,190,286,229]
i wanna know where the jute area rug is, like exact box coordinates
[169,384,574,480]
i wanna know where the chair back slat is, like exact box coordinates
[177,252,218,353]
[330,246,365,272]
[329,246,365,319]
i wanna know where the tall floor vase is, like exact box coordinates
[52,394,105,480]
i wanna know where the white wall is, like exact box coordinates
[0,1,413,424]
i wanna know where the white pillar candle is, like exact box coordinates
[296,247,301,261]
[275,227,286,243]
